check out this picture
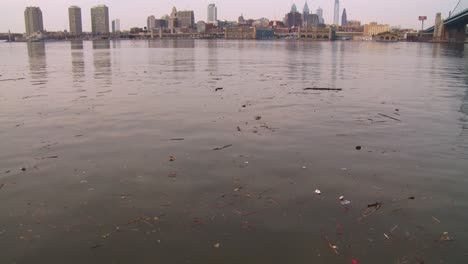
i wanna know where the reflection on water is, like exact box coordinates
[27,42,47,87]
[70,40,85,88]
[92,40,112,89]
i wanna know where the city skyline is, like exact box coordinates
[0,0,460,33]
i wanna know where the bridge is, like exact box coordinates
[424,0,468,43]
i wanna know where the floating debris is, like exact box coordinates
[213,243,221,248]
[212,144,232,151]
[215,87,223,92]
[255,116,262,120]
[21,167,26,172]
[169,156,176,162]
[340,200,351,205]
[378,113,402,122]
[314,189,322,195]
[355,146,362,150]
[170,138,185,141]
[304,87,343,91]
[384,233,390,240]
[432,216,441,224]
[439,232,454,241]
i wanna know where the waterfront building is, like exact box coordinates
[317,7,324,24]
[68,6,82,36]
[112,19,120,33]
[207,4,217,24]
[225,27,274,39]
[91,5,109,35]
[347,20,361,28]
[341,8,347,26]
[334,0,340,25]
[168,7,178,32]
[303,1,310,28]
[299,27,333,40]
[24,7,44,36]
[363,22,390,36]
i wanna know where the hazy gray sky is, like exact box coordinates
[0,0,461,32]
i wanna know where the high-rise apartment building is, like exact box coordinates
[341,8,347,26]
[24,7,44,36]
[207,4,217,23]
[91,5,109,35]
[68,6,82,35]
[112,19,120,33]
[334,0,340,25]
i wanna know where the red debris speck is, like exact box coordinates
[351,259,358,264]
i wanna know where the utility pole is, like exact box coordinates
[8,30,12,42]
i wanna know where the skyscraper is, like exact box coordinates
[207,4,217,23]
[303,1,310,27]
[341,8,348,26]
[147,15,156,31]
[334,0,340,25]
[317,7,324,24]
[91,5,109,35]
[24,7,44,36]
[68,6,82,36]
[112,19,120,33]
[177,11,195,29]
[287,4,302,28]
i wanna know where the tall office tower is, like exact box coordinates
[91,5,109,35]
[317,7,324,24]
[24,7,44,36]
[177,10,195,28]
[303,1,310,27]
[147,15,156,30]
[334,0,340,25]
[69,6,82,35]
[112,19,120,33]
[207,4,217,23]
[341,8,348,26]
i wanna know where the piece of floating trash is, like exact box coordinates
[384,233,390,240]
[255,116,262,120]
[169,156,176,162]
[315,189,322,195]
[244,161,249,164]
[351,259,358,264]
[302,166,307,169]
[340,200,351,205]
[355,146,362,150]
[440,232,454,241]
[339,196,345,201]
[213,243,221,248]
[234,187,242,192]
[80,180,88,184]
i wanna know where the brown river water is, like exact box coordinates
[0,40,467,263]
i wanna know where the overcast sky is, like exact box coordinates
[0,0,460,33]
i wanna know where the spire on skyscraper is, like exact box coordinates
[303,1,310,14]
[291,3,298,13]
